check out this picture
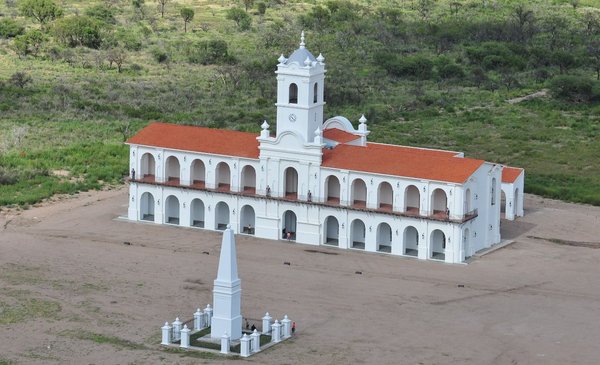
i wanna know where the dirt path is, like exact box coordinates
[1,186,599,364]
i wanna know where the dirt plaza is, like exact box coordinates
[1,186,599,365]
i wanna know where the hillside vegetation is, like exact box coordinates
[0,0,599,207]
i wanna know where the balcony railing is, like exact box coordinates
[130,178,478,224]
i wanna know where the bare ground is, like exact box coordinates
[1,186,599,365]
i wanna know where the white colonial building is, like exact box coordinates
[126,33,524,264]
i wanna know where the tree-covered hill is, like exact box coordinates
[0,0,599,207]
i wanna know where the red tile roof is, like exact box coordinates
[128,122,488,183]
[126,122,260,159]
[323,128,359,143]
[322,143,485,183]
[502,166,523,183]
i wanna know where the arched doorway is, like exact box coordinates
[289,83,298,103]
[216,162,231,191]
[191,159,205,188]
[324,216,339,246]
[430,229,446,260]
[404,226,418,256]
[514,188,519,216]
[351,179,367,208]
[431,188,448,218]
[165,195,180,224]
[282,210,297,240]
[404,185,420,215]
[350,219,365,249]
[464,188,472,215]
[240,205,255,235]
[376,223,392,253]
[215,202,229,230]
[501,189,507,216]
[378,182,393,211]
[325,175,341,204]
[190,198,205,228]
[140,192,155,221]
[140,153,156,181]
[165,156,180,184]
[241,166,256,194]
[284,167,298,200]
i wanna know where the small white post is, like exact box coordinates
[161,322,172,345]
[172,317,182,342]
[240,334,251,357]
[180,325,191,348]
[281,315,291,338]
[251,329,260,352]
[271,320,282,343]
[220,332,230,354]
[194,308,203,330]
[262,312,272,335]
[204,304,213,326]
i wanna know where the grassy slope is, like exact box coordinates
[0,0,599,207]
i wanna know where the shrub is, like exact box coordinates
[53,16,107,49]
[19,0,63,25]
[12,29,45,57]
[115,28,143,51]
[0,18,24,38]
[435,56,464,79]
[465,42,527,71]
[84,4,116,24]
[257,2,267,15]
[9,71,32,88]
[185,39,234,65]
[226,7,252,31]
[549,75,600,102]
[376,52,434,79]
[150,47,169,63]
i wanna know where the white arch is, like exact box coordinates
[376,222,392,253]
[322,116,356,133]
[403,226,418,256]
[140,192,155,221]
[191,159,206,187]
[350,219,366,249]
[351,178,367,207]
[240,205,255,235]
[190,198,205,227]
[404,185,420,214]
[140,153,156,179]
[325,175,341,203]
[284,167,299,199]
[282,210,297,240]
[216,162,231,190]
[215,201,229,230]
[165,156,180,183]
[430,229,446,260]
[241,165,256,193]
[165,195,180,224]
[431,188,448,216]
[378,182,393,210]
[324,216,339,246]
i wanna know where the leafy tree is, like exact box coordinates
[550,49,578,74]
[243,0,253,12]
[156,0,169,18]
[10,71,32,88]
[588,40,600,80]
[417,0,434,21]
[85,4,116,24]
[257,2,266,16]
[18,0,63,26]
[132,0,145,18]
[180,7,194,33]
[106,47,126,72]
[0,18,24,38]
[511,4,535,42]
[185,39,233,65]
[226,7,252,31]
[549,75,600,102]
[12,29,44,57]
[53,16,107,49]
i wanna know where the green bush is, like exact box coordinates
[226,7,252,31]
[53,16,107,49]
[185,39,234,65]
[376,52,434,79]
[12,29,45,57]
[465,42,527,71]
[549,75,600,102]
[0,18,24,38]
[84,4,116,24]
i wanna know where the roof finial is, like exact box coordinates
[300,31,305,49]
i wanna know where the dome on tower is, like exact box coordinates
[285,31,317,66]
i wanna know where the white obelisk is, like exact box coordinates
[211,226,242,340]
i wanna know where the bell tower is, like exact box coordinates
[275,32,326,143]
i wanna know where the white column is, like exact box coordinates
[220,333,230,354]
[194,308,203,330]
[271,320,282,343]
[204,304,213,326]
[251,329,260,352]
[161,322,172,345]
[281,315,291,338]
[172,317,182,341]
[180,325,190,348]
[240,334,251,357]
[262,312,272,335]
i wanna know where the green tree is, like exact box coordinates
[257,2,267,16]
[85,4,116,24]
[180,7,194,33]
[53,16,107,49]
[0,18,25,38]
[132,0,145,18]
[18,0,63,26]
[12,29,44,57]
[243,0,253,12]
[226,7,252,31]
[156,0,169,18]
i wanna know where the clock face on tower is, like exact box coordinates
[288,113,297,122]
